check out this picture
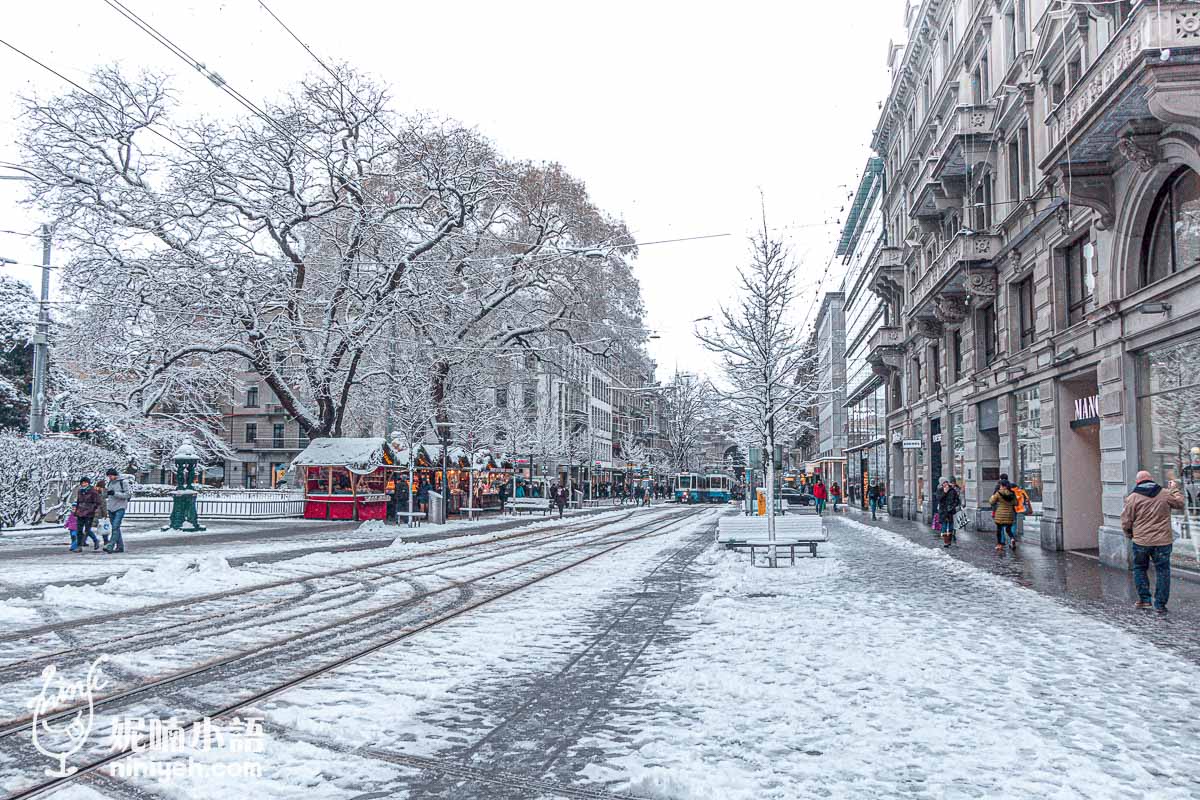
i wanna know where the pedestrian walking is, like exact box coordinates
[554,485,567,518]
[867,482,880,520]
[936,477,961,548]
[812,479,828,516]
[829,482,842,513]
[989,480,1019,552]
[1121,469,1185,613]
[102,470,129,552]
[418,479,431,514]
[71,477,103,552]
[93,479,111,548]
[65,510,80,552]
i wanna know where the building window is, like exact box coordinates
[1014,387,1043,515]
[273,423,285,449]
[245,423,257,444]
[1050,73,1065,107]
[952,328,964,381]
[246,386,259,408]
[1007,138,1022,204]
[931,342,942,389]
[1016,277,1036,348]
[1066,236,1095,325]
[1142,167,1200,287]
[912,356,923,400]
[979,303,998,367]
[1136,336,1200,539]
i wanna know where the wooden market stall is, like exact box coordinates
[293,438,398,521]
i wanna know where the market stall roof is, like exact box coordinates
[292,438,396,475]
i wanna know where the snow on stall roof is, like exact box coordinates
[292,438,394,475]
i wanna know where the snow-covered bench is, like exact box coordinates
[396,511,426,527]
[506,497,552,515]
[717,515,827,560]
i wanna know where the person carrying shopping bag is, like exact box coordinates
[936,477,961,548]
[103,469,132,553]
[71,477,103,552]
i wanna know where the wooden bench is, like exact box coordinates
[505,498,552,515]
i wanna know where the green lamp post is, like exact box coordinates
[164,439,206,531]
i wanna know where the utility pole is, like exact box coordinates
[29,224,51,437]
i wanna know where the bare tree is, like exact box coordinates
[447,382,503,519]
[20,66,494,441]
[697,222,818,543]
[661,372,711,473]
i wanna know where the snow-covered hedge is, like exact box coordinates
[0,432,124,527]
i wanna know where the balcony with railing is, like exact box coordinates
[930,104,996,186]
[1043,2,1200,172]
[866,245,905,299]
[866,325,904,378]
[906,231,1002,319]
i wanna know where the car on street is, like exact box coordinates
[779,487,813,506]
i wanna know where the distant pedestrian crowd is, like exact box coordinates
[65,469,131,554]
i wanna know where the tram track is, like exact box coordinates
[0,508,651,670]
[0,510,663,684]
[0,508,696,737]
[0,507,707,800]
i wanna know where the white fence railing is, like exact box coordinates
[126,495,305,519]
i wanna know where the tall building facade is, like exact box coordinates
[839,158,892,510]
[863,0,1200,568]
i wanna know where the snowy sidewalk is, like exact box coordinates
[837,509,1200,664]
[579,518,1200,799]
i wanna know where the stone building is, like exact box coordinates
[866,0,1200,568]
[813,292,848,487]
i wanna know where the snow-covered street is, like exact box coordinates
[2,510,1198,799]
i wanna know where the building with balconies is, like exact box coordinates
[868,0,1200,569]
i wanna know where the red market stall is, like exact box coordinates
[293,438,398,521]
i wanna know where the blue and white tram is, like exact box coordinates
[674,472,702,503]
[702,473,732,504]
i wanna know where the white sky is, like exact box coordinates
[0,0,901,378]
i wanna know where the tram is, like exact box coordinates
[673,472,733,504]
[673,472,701,503]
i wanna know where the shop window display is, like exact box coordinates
[1137,337,1200,556]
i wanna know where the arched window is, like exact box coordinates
[1143,167,1200,286]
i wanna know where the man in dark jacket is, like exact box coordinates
[936,477,961,548]
[1121,469,1185,612]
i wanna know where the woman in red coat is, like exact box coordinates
[829,482,842,513]
[812,479,828,515]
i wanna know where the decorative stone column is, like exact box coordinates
[1097,348,1131,568]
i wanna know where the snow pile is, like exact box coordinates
[0,604,39,626]
[42,555,256,606]
[582,529,1200,799]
